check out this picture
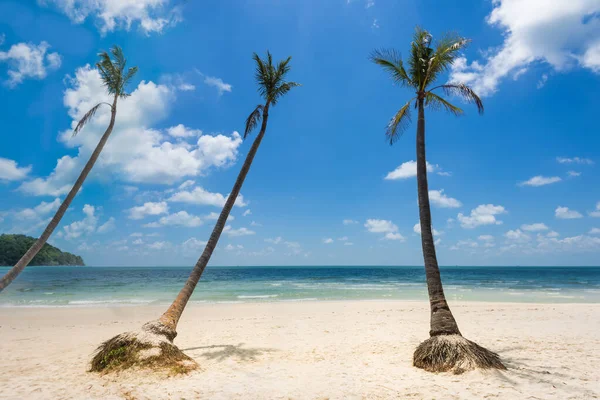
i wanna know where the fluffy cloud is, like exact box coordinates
[521,223,549,232]
[449,0,600,96]
[365,219,404,241]
[128,201,168,220]
[384,160,443,180]
[166,124,202,138]
[14,198,60,220]
[428,189,462,208]
[169,186,247,207]
[567,171,582,177]
[519,176,562,187]
[323,238,334,244]
[203,76,232,95]
[505,229,531,242]
[144,211,202,227]
[557,156,594,165]
[243,209,252,217]
[63,204,97,240]
[18,66,243,195]
[589,202,600,218]
[0,157,31,181]
[223,226,255,237]
[39,0,183,35]
[181,237,207,251]
[457,204,506,228]
[555,206,583,219]
[413,223,442,236]
[0,41,61,87]
[265,237,283,244]
[97,217,116,233]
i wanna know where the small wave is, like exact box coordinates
[237,294,279,299]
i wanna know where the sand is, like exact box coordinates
[1,301,599,399]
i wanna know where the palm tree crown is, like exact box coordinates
[371,27,483,144]
[244,51,300,138]
[73,46,138,135]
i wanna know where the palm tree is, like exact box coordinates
[371,27,505,373]
[90,51,300,373]
[0,46,137,293]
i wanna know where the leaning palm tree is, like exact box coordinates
[90,51,300,373]
[0,46,137,293]
[371,27,505,374]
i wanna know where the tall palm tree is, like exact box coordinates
[0,46,137,293]
[371,27,505,373]
[90,51,300,373]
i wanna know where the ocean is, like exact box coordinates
[1,266,599,307]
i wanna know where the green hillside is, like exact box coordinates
[0,234,85,266]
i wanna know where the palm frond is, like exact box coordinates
[120,66,138,98]
[425,92,463,116]
[272,81,301,105]
[253,52,269,99]
[408,27,434,90]
[111,46,126,73]
[370,49,413,88]
[386,100,412,145]
[73,102,106,136]
[425,33,470,87]
[244,104,263,139]
[439,84,484,114]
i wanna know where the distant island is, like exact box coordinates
[0,234,85,266]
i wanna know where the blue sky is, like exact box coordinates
[0,0,599,266]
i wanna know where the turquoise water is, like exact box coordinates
[1,266,599,307]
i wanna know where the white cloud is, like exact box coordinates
[63,204,97,240]
[338,236,348,241]
[204,212,234,221]
[521,223,549,232]
[547,231,560,238]
[519,176,562,187]
[428,189,462,208]
[19,66,243,195]
[413,223,442,236]
[265,237,282,244]
[250,221,262,227]
[568,171,582,177]
[144,211,202,227]
[555,206,583,219]
[478,235,494,241]
[14,198,60,220]
[384,232,405,241]
[128,201,168,220]
[132,238,143,245]
[181,237,207,251]
[589,228,600,235]
[384,160,437,180]
[169,186,247,207]
[0,34,4,46]
[343,219,358,225]
[225,244,243,251]
[223,225,255,237]
[323,238,334,244]
[557,156,594,165]
[457,204,506,228]
[344,242,354,246]
[536,73,548,89]
[178,180,195,190]
[40,0,183,35]
[505,229,531,242]
[0,157,31,181]
[589,202,600,217]
[203,76,232,95]
[449,0,600,96]
[148,241,169,250]
[97,217,116,233]
[365,219,398,234]
[243,209,252,217]
[166,124,201,138]
[0,41,61,87]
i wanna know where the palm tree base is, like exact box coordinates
[89,320,197,375]
[413,334,505,374]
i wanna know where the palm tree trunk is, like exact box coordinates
[158,103,271,334]
[0,95,119,292]
[416,97,461,337]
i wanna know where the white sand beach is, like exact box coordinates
[1,301,599,399]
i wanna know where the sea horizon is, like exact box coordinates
[2,265,599,307]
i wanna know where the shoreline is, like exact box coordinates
[2,301,599,399]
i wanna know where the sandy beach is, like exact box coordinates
[1,301,599,399]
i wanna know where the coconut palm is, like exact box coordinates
[0,46,137,293]
[371,27,505,373]
[90,51,300,373]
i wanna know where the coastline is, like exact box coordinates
[2,301,599,399]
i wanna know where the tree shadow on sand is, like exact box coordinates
[182,343,277,362]
[490,346,598,398]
